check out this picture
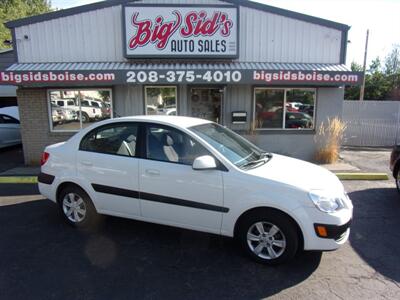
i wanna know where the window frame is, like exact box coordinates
[47,88,113,133]
[144,86,178,116]
[253,87,317,131]
[79,122,141,158]
[0,114,20,124]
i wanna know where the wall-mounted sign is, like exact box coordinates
[232,111,247,124]
[0,69,363,87]
[123,5,239,59]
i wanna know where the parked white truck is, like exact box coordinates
[52,98,102,123]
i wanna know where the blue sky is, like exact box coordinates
[51,0,400,67]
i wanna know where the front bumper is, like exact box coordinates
[293,201,353,251]
[314,219,352,240]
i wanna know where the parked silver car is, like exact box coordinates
[0,106,21,148]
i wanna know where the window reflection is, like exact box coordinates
[254,88,315,130]
[145,87,177,116]
[49,90,112,131]
[255,89,284,129]
[285,89,315,129]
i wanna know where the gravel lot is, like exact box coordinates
[0,149,399,299]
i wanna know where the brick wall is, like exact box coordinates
[17,88,74,165]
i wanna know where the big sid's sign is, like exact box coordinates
[123,5,239,58]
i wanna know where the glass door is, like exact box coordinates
[190,88,223,123]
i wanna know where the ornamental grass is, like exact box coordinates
[315,117,347,164]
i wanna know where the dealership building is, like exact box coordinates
[0,0,362,165]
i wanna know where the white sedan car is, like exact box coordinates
[39,116,352,265]
[0,106,21,149]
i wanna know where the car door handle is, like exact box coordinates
[81,161,93,167]
[145,169,160,176]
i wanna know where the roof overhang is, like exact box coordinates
[0,62,363,87]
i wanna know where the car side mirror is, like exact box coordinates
[192,155,217,170]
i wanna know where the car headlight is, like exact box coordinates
[309,190,345,213]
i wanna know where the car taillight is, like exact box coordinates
[41,152,50,166]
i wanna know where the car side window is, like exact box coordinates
[80,123,138,157]
[146,125,210,165]
[1,114,20,124]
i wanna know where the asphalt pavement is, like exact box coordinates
[0,148,399,299]
[0,180,399,299]
[0,145,24,173]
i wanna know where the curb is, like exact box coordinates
[0,173,391,184]
[0,176,38,184]
[335,173,389,180]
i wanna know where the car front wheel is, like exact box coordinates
[58,186,100,228]
[236,210,299,265]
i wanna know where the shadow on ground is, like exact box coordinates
[0,145,24,173]
[0,199,321,300]
[349,187,400,282]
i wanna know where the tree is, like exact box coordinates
[0,0,52,49]
[345,58,394,101]
[384,46,400,98]
[384,45,400,75]
[344,62,363,100]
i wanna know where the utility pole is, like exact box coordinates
[360,29,369,101]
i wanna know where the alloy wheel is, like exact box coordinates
[62,193,87,223]
[246,221,286,260]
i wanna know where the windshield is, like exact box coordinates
[189,123,268,168]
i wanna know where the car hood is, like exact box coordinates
[245,154,344,193]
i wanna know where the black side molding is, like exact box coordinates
[140,192,229,213]
[92,184,139,199]
[91,183,229,213]
[38,173,55,185]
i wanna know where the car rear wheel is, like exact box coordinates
[236,210,299,265]
[58,186,100,228]
[81,112,89,123]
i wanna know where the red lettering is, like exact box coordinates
[128,11,182,50]
[180,12,197,36]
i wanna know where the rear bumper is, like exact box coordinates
[38,173,57,203]
[38,173,55,185]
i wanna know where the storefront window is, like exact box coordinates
[49,89,112,132]
[254,88,315,130]
[145,86,177,116]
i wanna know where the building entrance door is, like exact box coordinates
[190,88,223,124]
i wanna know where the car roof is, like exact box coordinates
[110,115,212,129]
[0,106,19,120]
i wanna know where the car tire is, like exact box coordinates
[236,210,299,265]
[58,185,101,229]
[81,112,89,123]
